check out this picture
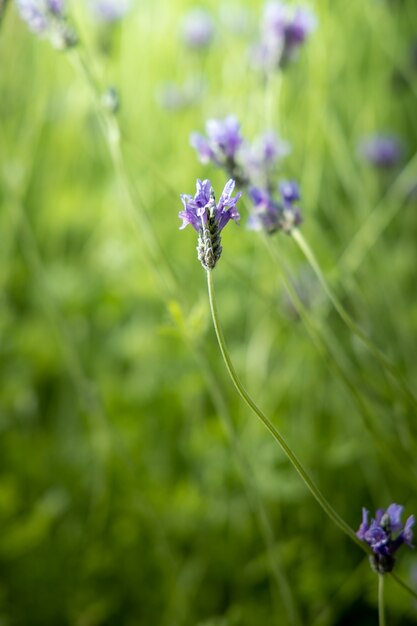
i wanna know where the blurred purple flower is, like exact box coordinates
[241,131,290,184]
[357,504,415,574]
[248,180,302,234]
[179,179,241,270]
[16,0,63,34]
[254,2,317,71]
[190,116,245,182]
[16,0,77,48]
[280,180,300,203]
[359,134,404,168]
[181,8,215,50]
[89,0,131,23]
[248,187,282,233]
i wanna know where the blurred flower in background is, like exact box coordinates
[88,0,131,23]
[248,181,302,234]
[251,1,317,72]
[181,7,215,50]
[358,133,404,168]
[15,0,77,48]
[240,130,291,187]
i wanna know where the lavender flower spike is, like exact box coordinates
[16,0,77,49]
[191,116,243,166]
[357,503,415,574]
[179,179,241,270]
[190,116,247,185]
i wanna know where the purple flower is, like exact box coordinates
[359,134,404,168]
[179,179,241,270]
[16,0,60,34]
[357,504,415,574]
[248,181,302,234]
[190,116,247,184]
[191,116,243,164]
[255,2,317,71]
[16,0,77,48]
[241,131,290,187]
[280,180,300,203]
[89,0,131,23]
[284,7,317,47]
[247,187,282,234]
[181,8,215,50]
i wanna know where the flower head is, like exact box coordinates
[190,116,247,185]
[191,116,243,165]
[357,504,415,574]
[254,2,317,71]
[247,187,282,234]
[181,8,215,50]
[16,0,77,48]
[247,181,302,234]
[179,179,241,270]
[89,0,131,23]
[359,134,404,169]
[241,131,290,187]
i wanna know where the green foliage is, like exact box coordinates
[1,0,417,624]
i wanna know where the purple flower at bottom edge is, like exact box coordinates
[179,179,241,270]
[357,503,415,574]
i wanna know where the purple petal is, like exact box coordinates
[386,503,404,532]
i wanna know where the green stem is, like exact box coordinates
[292,228,417,410]
[378,575,386,626]
[263,236,417,490]
[192,346,301,626]
[67,47,178,298]
[206,269,367,553]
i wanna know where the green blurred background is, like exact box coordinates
[1,0,417,624]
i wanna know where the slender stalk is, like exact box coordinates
[68,47,178,298]
[378,575,386,626]
[292,228,417,410]
[207,269,417,604]
[191,344,302,626]
[206,269,367,553]
[263,236,417,490]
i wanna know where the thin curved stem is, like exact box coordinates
[206,269,367,553]
[263,236,417,491]
[378,575,386,626]
[292,228,417,411]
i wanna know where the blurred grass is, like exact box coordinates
[1,0,417,624]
